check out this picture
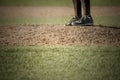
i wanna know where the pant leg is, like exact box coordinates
[82,0,91,16]
[72,0,82,18]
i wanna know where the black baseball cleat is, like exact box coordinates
[71,15,94,26]
[65,16,79,26]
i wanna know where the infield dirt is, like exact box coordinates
[0,24,120,46]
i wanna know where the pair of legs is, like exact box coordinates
[66,0,93,26]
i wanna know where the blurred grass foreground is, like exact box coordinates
[0,46,120,80]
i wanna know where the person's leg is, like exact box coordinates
[83,0,93,25]
[65,0,82,26]
[73,0,82,18]
[83,0,91,16]
[71,0,94,26]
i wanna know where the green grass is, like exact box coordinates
[0,0,72,6]
[93,16,120,27]
[91,0,120,6]
[0,0,120,6]
[0,16,67,25]
[0,46,120,80]
[0,16,120,27]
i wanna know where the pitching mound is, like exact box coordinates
[0,24,120,46]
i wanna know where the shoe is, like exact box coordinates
[71,15,94,26]
[65,16,79,26]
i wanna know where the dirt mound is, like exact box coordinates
[0,24,120,46]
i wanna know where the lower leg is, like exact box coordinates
[72,0,82,18]
[83,0,91,16]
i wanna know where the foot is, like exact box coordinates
[71,15,94,26]
[65,16,79,26]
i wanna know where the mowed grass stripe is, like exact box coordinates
[0,16,120,27]
[0,46,120,80]
[0,0,120,6]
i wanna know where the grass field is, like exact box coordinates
[0,0,120,6]
[0,46,120,80]
[0,0,120,80]
[0,16,120,26]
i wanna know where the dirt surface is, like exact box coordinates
[0,6,120,17]
[0,24,120,46]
